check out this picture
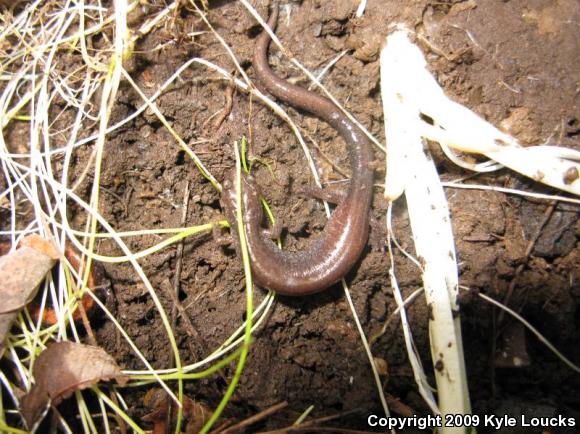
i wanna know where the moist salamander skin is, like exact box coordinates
[221,3,373,296]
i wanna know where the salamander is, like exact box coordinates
[221,2,373,296]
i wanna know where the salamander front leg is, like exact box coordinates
[294,185,347,205]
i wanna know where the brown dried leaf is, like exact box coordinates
[0,311,17,358]
[20,341,128,430]
[18,234,60,260]
[0,240,57,314]
[142,388,213,434]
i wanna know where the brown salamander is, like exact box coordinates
[221,3,373,296]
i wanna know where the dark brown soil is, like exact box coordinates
[4,0,580,432]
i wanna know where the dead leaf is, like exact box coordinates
[0,244,57,314]
[20,341,128,430]
[18,234,60,260]
[0,237,58,357]
[0,311,17,359]
[142,388,212,434]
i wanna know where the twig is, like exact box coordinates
[497,200,558,323]
[213,73,236,130]
[162,278,206,361]
[259,427,376,434]
[211,401,288,434]
[255,408,365,434]
[171,181,190,332]
[165,181,190,434]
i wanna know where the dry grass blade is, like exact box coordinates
[255,408,368,434]
[211,401,288,434]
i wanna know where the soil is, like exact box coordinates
[2,0,579,432]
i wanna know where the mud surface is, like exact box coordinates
[5,0,580,432]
